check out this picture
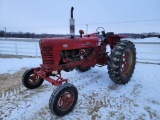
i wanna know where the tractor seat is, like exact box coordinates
[105,32,114,37]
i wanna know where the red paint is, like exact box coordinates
[58,91,74,110]
[34,34,126,86]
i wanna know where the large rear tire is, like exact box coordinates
[49,83,78,116]
[107,40,136,84]
[22,69,44,89]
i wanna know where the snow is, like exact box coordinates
[0,37,160,119]
[0,58,42,74]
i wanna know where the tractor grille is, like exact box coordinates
[41,46,54,64]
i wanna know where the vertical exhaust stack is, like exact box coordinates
[70,7,75,38]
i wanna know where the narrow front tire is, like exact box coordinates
[49,83,78,116]
[22,69,44,89]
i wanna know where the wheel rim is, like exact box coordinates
[58,91,74,111]
[28,74,40,85]
[121,49,134,77]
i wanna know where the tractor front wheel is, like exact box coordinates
[107,40,136,84]
[49,83,78,116]
[22,69,44,89]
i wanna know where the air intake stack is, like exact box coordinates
[70,7,75,38]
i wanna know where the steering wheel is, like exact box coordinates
[96,27,106,40]
[96,27,105,36]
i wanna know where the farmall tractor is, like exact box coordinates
[22,7,136,116]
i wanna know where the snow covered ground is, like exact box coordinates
[0,37,160,120]
[0,58,41,74]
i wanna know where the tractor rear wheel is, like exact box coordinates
[22,69,44,89]
[49,83,78,116]
[107,40,136,84]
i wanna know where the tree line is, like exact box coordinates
[0,30,159,39]
[0,30,67,38]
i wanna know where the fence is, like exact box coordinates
[0,39,160,63]
[133,42,160,62]
[0,40,41,57]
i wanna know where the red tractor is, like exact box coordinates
[22,7,136,116]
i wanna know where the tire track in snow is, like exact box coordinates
[0,85,26,99]
[0,72,101,120]
[0,73,97,99]
[25,74,103,120]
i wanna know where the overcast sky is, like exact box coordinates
[0,0,160,34]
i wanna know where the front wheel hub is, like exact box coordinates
[58,91,74,111]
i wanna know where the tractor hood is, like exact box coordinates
[40,36,99,50]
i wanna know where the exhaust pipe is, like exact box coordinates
[70,7,75,38]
